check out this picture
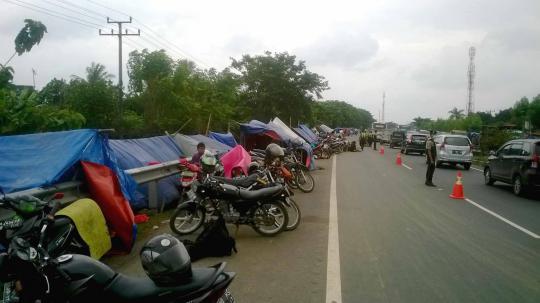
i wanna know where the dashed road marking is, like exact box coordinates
[471,167,483,173]
[465,198,540,239]
[402,163,413,170]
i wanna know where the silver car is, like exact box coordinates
[433,134,473,170]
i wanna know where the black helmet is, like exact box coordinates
[248,161,260,174]
[140,234,192,286]
[265,143,284,160]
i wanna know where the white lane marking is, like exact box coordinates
[471,167,483,172]
[402,163,413,170]
[326,155,342,303]
[465,198,540,239]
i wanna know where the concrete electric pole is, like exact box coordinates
[99,17,140,114]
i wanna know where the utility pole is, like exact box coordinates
[99,17,140,114]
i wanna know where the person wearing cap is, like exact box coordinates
[191,142,206,165]
[425,131,437,186]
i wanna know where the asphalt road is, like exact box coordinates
[106,142,540,302]
[338,144,540,303]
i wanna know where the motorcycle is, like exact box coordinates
[0,193,88,257]
[0,209,235,303]
[283,148,315,193]
[169,175,289,237]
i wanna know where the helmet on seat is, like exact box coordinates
[265,143,284,160]
[201,150,218,174]
[140,234,192,286]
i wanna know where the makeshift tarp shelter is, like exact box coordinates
[0,129,138,251]
[270,118,314,168]
[172,134,231,157]
[239,120,282,150]
[208,131,237,148]
[173,134,200,157]
[294,127,316,144]
[109,136,183,209]
[190,135,232,156]
[299,124,319,142]
[319,124,334,134]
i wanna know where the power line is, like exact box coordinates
[9,0,102,28]
[132,19,210,68]
[38,0,105,24]
[55,0,107,18]
[85,0,130,19]
[85,0,210,68]
[2,0,102,30]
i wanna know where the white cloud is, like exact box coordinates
[1,0,539,124]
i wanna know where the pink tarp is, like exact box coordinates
[220,145,252,178]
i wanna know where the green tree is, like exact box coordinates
[231,51,329,122]
[65,63,117,128]
[448,107,464,120]
[312,100,374,129]
[38,78,67,105]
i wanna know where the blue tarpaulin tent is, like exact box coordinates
[190,135,232,156]
[109,136,183,209]
[0,129,139,206]
[208,131,237,148]
[299,124,319,142]
[294,127,316,144]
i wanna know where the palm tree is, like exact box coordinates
[448,107,464,119]
[85,62,113,83]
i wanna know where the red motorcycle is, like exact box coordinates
[177,158,201,204]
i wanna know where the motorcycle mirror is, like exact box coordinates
[53,192,65,200]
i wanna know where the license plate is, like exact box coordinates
[452,150,462,155]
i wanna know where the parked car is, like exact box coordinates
[389,130,406,148]
[401,133,427,155]
[484,139,540,196]
[433,134,473,170]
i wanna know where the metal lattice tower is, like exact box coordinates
[382,91,386,123]
[467,46,476,115]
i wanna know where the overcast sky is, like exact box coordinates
[1,0,539,124]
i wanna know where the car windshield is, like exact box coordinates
[445,137,469,146]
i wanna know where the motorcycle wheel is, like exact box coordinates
[283,197,301,231]
[296,166,315,193]
[251,202,288,236]
[169,204,206,235]
[322,150,330,159]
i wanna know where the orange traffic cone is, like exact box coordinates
[396,152,402,166]
[449,171,465,199]
[379,146,385,155]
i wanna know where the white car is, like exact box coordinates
[433,134,473,170]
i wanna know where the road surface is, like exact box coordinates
[106,142,540,302]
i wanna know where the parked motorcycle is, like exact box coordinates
[169,175,289,237]
[0,215,235,303]
[283,148,315,193]
[0,193,88,257]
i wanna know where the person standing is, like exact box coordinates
[359,130,365,151]
[425,131,437,186]
[373,131,378,150]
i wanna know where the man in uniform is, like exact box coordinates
[425,131,437,186]
[373,131,377,150]
[359,130,366,151]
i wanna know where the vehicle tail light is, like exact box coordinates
[532,154,539,168]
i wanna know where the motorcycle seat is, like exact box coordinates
[238,184,283,201]
[105,267,222,303]
[213,174,259,188]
